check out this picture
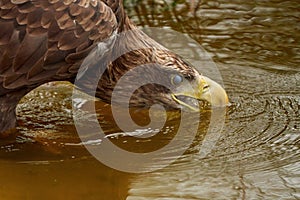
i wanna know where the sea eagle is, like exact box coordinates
[0,0,228,135]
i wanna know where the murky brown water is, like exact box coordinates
[1,0,299,199]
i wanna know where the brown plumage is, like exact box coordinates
[0,0,228,134]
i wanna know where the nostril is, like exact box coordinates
[203,84,209,91]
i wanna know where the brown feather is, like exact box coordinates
[69,3,82,16]
[0,31,21,73]
[58,30,88,50]
[13,33,48,73]
[52,1,69,11]
[0,0,15,9]
[26,57,45,80]
[27,8,44,28]
[41,11,54,28]
[44,50,68,67]
[62,0,74,6]
[11,0,29,4]
[4,74,27,89]
[47,20,63,41]
[0,21,14,45]
[17,2,36,13]
[15,12,27,25]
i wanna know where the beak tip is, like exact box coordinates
[201,77,229,108]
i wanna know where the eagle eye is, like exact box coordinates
[171,74,183,85]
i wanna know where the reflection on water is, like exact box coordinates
[126,0,300,71]
[1,0,300,199]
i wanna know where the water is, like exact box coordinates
[1,0,299,199]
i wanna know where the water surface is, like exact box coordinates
[1,0,299,199]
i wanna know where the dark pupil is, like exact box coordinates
[173,75,183,85]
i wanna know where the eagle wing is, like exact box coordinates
[0,0,120,93]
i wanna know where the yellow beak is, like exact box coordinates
[200,76,229,107]
[171,75,229,111]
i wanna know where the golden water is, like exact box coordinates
[1,0,299,199]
